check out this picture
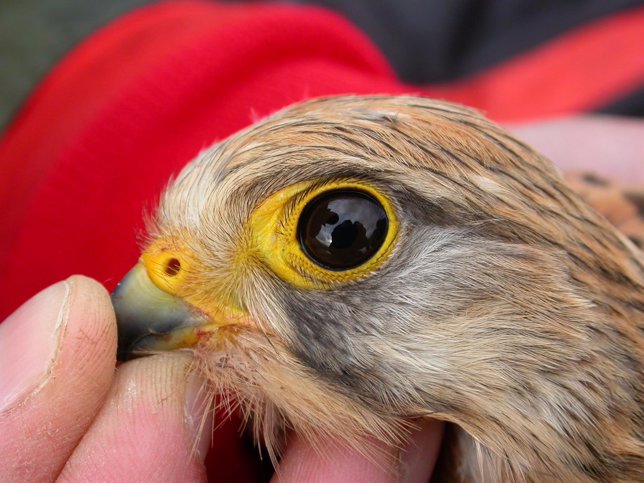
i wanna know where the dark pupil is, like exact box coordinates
[298,190,388,270]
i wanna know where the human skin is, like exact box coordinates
[0,116,640,482]
[508,115,644,182]
[0,276,442,482]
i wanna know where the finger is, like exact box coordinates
[0,276,117,481]
[506,116,644,182]
[401,418,444,482]
[59,353,212,483]
[273,419,443,483]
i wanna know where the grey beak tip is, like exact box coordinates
[112,279,157,362]
[111,263,204,361]
[117,348,137,363]
[113,289,145,362]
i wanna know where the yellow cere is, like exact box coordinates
[142,242,193,298]
[141,240,249,328]
[248,179,399,290]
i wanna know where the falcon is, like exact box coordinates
[112,96,643,482]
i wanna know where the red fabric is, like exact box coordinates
[428,7,644,119]
[0,2,642,479]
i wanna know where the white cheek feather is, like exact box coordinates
[160,146,226,231]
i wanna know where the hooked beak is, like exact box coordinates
[112,263,207,362]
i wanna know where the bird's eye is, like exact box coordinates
[297,190,388,270]
[250,180,398,288]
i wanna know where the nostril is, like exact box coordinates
[164,258,181,276]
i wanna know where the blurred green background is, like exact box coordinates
[0,0,153,130]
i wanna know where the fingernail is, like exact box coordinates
[0,281,70,412]
[184,372,214,460]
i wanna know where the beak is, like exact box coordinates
[112,263,207,361]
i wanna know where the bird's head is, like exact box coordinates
[112,96,643,478]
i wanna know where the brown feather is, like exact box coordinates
[153,96,643,482]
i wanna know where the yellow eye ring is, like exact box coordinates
[248,179,399,290]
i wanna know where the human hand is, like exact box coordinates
[0,276,214,481]
[0,276,443,482]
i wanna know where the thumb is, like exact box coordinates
[0,276,117,481]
